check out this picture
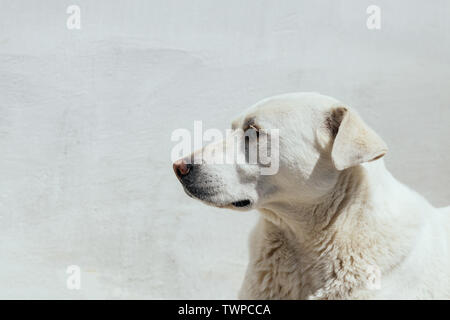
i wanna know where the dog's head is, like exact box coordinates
[173,92,387,211]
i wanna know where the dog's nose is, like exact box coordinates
[173,159,192,179]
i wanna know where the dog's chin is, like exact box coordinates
[183,186,253,211]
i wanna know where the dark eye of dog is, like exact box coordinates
[245,124,259,139]
[243,125,261,163]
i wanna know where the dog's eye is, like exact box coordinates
[245,124,260,139]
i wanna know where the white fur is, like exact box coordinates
[175,92,450,299]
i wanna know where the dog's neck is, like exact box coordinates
[257,160,420,298]
[260,162,373,244]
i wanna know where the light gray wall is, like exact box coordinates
[0,0,448,298]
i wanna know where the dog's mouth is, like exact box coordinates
[180,180,253,210]
[184,186,253,210]
[231,200,251,208]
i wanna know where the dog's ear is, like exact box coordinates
[327,106,388,171]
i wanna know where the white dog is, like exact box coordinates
[173,92,450,299]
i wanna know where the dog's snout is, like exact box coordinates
[173,159,192,179]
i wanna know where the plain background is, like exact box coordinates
[0,0,448,298]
